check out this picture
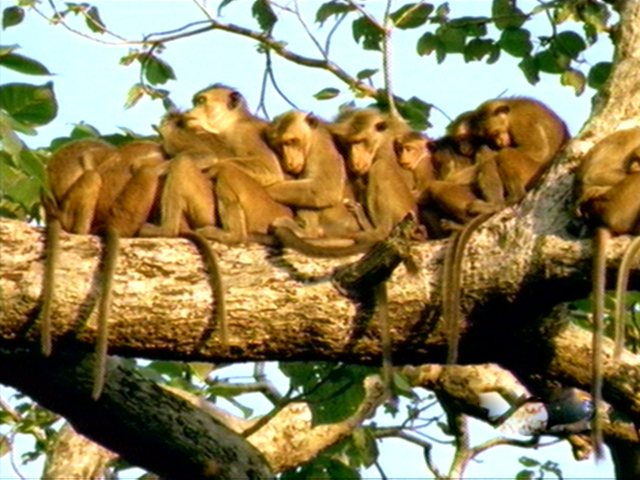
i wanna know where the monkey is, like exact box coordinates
[42,138,168,399]
[265,110,362,240]
[393,131,436,198]
[409,113,500,235]
[574,127,640,459]
[472,97,569,205]
[442,98,568,370]
[330,109,420,243]
[142,110,293,245]
[181,84,284,187]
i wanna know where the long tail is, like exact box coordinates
[181,232,227,345]
[591,227,608,461]
[93,226,120,400]
[374,282,392,392]
[613,235,640,361]
[41,218,61,356]
[444,213,493,364]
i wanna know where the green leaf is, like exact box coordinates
[499,28,532,58]
[397,96,431,131]
[352,16,383,51]
[124,83,145,110]
[356,68,378,80]
[2,6,24,29]
[349,428,378,468]
[313,87,340,100]
[85,6,106,34]
[0,82,57,126]
[316,1,354,26]
[534,48,569,74]
[252,0,277,32]
[0,435,10,458]
[217,0,237,16]
[416,32,440,56]
[17,149,46,184]
[438,25,466,53]
[553,31,586,59]
[4,176,40,206]
[143,55,176,86]
[561,68,586,96]
[448,16,488,37]
[70,122,101,139]
[326,458,360,479]
[464,38,495,62]
[518,54,539,85]
[435,2,450,19]
[279,363,372,425]
[579,1,610,34]
[515,470,535,480]
[492,0,527,30]
[0,52,51,75]
[519,456,540,468]
[390,3,434,30]
[587,61,612,90]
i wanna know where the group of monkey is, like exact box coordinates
[40,83,640,457]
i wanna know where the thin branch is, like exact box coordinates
[265,50,300,110]
[324,12,348,55]
[293,0,329,59]
[344,0,385,32]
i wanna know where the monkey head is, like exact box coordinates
[331,109,404,176]
[446,110,485,157]
[267,111,318,176]
[394,131,432,171]
[473,101,513,150]
[184,85,247,134]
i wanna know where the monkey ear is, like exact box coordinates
[228,90,243,110]
[494,105,510,116]
[375,121,388,132]
[305,113,319,129]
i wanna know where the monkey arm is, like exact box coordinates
[265,178,342,209]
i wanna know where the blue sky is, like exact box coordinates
[0,1,617,478]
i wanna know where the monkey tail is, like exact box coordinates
[613,236,640,361]
[443,213,494,365]
[374,282,393,393]
[93,225,120,400]
[181,232,227,345]
[271,226,373,258]
[40,217,61,357]
[591,227,609,461]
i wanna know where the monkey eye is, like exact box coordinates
[193,96,206,106]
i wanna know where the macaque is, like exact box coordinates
[182,84,284,187]
[144,110,293,245]
[393,131,436,197]
[472,97,569,205]
[442,99,568,372]
[575,127,640,459]
[42,138,168,399]
[265,110,361,239]
[330,109,419,244]
[416,112,499,235]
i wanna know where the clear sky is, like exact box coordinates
[0,1,617,478]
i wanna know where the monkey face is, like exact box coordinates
[346,138,375,176]
[395,140,430,171]
[278,137,306,175]
[475,103,512,149]
[185,87,243,134]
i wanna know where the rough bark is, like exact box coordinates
[43,423,116,480]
